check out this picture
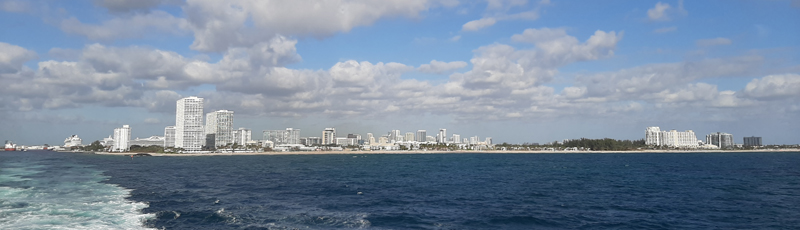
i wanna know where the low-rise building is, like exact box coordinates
[131,136,165,147]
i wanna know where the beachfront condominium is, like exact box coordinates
[405,132,414,143]
[347,134,362,145]
[645,126,661,146]
[438,129,447,143]
[743,136,762,147]
[205,110,234,147]
[645,127,699,148]
[452,134,461,144]
[661,130,698,148]
[322,128,336,145]
[233,128,252,145]
[176,96,204,151]
[112,125,131,152]
[164,126,176,147]
[389,130,401,142]
[366,133,375,145]
[416,130,426,142]
[263,128,301,145]
[706,132,734,149]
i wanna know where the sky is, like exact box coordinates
[1,0,799,146]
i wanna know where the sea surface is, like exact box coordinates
[1,151,799,229]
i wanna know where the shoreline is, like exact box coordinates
[91,149,800,156]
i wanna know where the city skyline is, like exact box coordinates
[1,1,799,145]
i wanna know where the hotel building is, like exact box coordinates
[164,126,176,147]
[176,96,204,151]
[645,127,699,148]
[263,128,301,145]
[416,130,426,142]
[706,132,734,149]
[322,128,336,145]
[233,128,252,145]
[743,136,762,147]
[205,110,234,147]
[113,125,131,152]
[405,132,415,143]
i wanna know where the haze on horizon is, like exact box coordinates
[0,0,798,146]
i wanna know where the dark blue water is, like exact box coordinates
[2,151,800,229]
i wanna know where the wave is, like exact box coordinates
[0,160,155,229]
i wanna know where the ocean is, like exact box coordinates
[1,151,799,229]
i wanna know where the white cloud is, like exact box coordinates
[647,2,671,21]
[60,10,189,41]
[450,35,461,41]
[418,60,468,74]
[184,0,436,52]
[653,26,677,34]
[647,1,687,22]
[511,28,623,66]
[560,86,586,99]
[330,60,412,86]
[743,73,800,100]
[0,42,37,73]
[462,17,497,31]
[3,25,796,127]
[575,56,764,107]
[696,37,732,47]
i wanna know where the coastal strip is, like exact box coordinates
[92,149,800,156]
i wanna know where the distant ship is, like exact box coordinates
[5,140,17,151]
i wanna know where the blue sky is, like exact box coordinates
[1,0,799,145]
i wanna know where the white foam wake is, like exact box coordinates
[0,162,155,229]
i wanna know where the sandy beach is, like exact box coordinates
[92,148,800,156]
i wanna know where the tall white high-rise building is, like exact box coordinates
[322,128,336,145]
[164,126,176,147]
[405,132,414,143]
[438,129,447,143]
[452,134,461,144]
[485,137,492,145]
[389,130,401,142]
[233,128,252,145]
[205,110,234,147]
[416,130,426,142]
[113,125,131,152]
[176,96,204,151]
